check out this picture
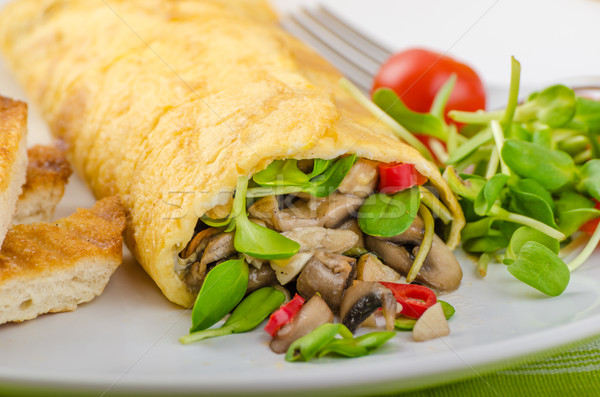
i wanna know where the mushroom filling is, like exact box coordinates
[177,156,462,316]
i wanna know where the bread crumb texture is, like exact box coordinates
[0,196,126,324]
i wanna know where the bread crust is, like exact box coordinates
[13,144,72,224]
[0,196,126,324]
[0,96,28,244]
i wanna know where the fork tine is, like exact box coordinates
[315,6,392,64]
[299,8,382,76]
[282,13,373,92]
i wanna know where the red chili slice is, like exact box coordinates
[378,162,427,194]
[264,293,305,337]
[379,282,437,319]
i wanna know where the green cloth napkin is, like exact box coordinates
[392,338,600,396]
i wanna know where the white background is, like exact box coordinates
[272,0,600,92]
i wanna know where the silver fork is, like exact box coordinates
[280,6,391,93]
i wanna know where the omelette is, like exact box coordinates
[0,0,465,308]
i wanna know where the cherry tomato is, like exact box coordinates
[372,48,486,124]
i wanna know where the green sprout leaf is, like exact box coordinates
[190,258,249,333]
[358,187,420,237]
[507,185,558,229]
[518,85,576,127]
[575,97,600,131]
[372,88,447,141]
[286,323,394,362]
[181,287,285,344]
[303,155,357,197]
[252,160,310,187]
[501,139,576,191]
[249,155,357,198]
[474,174,510,216]
[506,241,570,296]
[577,159,600,202]
[505,226,559,262]
[233,176,300,260]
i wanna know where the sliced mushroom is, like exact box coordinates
[183,261,208,293]
[270,294,334,354]
[201,232,235,265]
[247,265,277,294]
[340,281,396,333]
[337,218,364,248]
[411,237,462,291]
[282,227,358,254]
[364,236,413,274]
[356,253,402,283]
[179,228,221,261]
[249,195,325,232]
[182,231,236,292]
[275,200,324,231]
[379,216,425,245]
[320,193,364,228]
[365,234,462,292]
[247,196,279,229]
[296,250,355,311]
[337,158,379,197]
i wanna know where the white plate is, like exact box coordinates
[2,2,600,396]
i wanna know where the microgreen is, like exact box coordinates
[577,159,600,201]
[372,88,447,141]
[232,177,300,260]
[285,323,394,362]
[506,241,570,296]
[505,226,560,262]
[519,85,576,127]
[249,155,357,198]
[372,55,600,297]
[474,174,509,216]
[181,287,285,344]
[358,187,420,237]
[501,139,576,192]
[189,258,249,333]
[252,160,310,186]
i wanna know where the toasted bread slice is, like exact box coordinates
[0,196,126,324]
[13,145,72,224]
[0,96,27,244]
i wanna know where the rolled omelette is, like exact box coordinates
[0,0,465,307]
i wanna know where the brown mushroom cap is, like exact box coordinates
[339,281,396,333]
[365,219,463,292]
[296,250,356,311]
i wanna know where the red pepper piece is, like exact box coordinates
[379,282,437,319]
[378,162,427,194]
[264,293,305,337]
